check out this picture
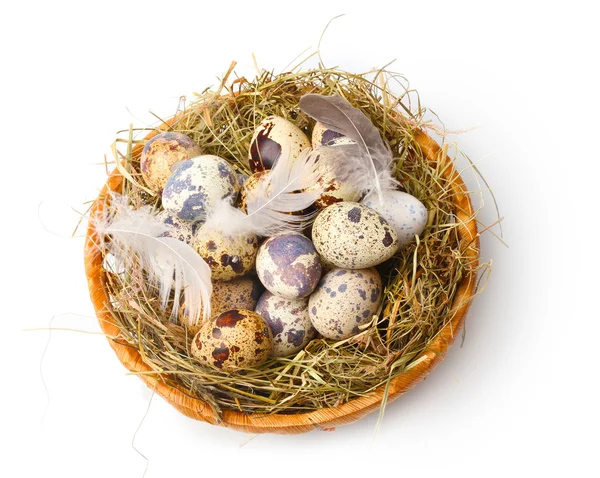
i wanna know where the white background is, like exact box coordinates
[2,1,599,477]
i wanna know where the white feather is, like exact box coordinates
[95,194,212,326]
[204,147,332,237]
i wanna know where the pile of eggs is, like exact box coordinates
[139,116,427,373]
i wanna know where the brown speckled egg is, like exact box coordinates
[311,121,356,147]
[241,170,317,220]
[309,147,362,208]
[255,291,317,357]
[193,225,258,281]
[162,155,240,222]
[140,132,202,192]
[191,309,273,372]
[312,202,399,269]
[239,171,269,213]
[256,233,322,299]
[248,115,310,173]
[157,210,198,244]
[308,268,383,340]
[179,276,264,333]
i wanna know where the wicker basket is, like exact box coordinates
[84,106,479,434]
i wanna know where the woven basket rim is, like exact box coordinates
[84,105,480,434]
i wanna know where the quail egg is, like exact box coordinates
[162,155,240,221]
[240,170,316,222]
[156,210,198,244]
[180,276,263,332]
[312,202,399,269]
[362,190,428,248]
[140,132,202,193]
[256,232,322,299]
[248,115,310,173]
[191,309,273,372]
[193,225,258,281]
[309,147,362,208]
[255,291,317,357]
[239,171,269,213]
[308,268,383,340]
[311,121,356,147]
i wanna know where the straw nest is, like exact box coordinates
[84,63,485,433]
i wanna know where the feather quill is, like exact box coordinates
[95,194,212,326]
[299,94,397,205]
[204,146,337,237]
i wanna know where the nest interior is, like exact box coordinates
[85,65,482,424]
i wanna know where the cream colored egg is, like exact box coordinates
[162,155,240,222]
[312,202,399,269]
[193,225,258,281]
[191,309,273,372]
[362,190,428,248]
[211,276,263,315]
[240,170,316,221]
[239,171,269,213]
[179,276,264,334]
[156,210,198,244]
[309,147,362,208]
[248,115,310,173]
[255,291,317,357]
[308,268,383,340]
[140,132,202,192]
[311,121,356,148]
